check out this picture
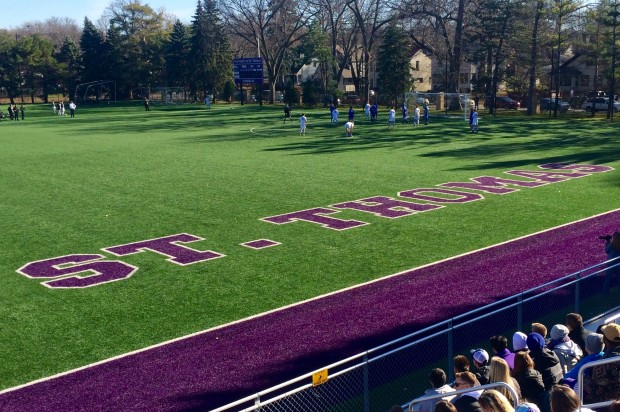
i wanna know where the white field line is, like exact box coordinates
[2,207,619,395]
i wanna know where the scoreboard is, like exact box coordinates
[233,58,264,84]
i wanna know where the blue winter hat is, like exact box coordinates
[526,333,546,351]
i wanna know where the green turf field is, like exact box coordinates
[1,102,619,389]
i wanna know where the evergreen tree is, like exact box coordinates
[56,38,83,101]
[164,20,191,89]
[79,17,105,84]
[189,0,233,100]
[376,20,412,105]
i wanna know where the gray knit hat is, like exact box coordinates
[585,333,604,354]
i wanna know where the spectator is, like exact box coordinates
[610,399,620,412]
[513,332,529,353]
[550,385,596,412]
[435,400,458,412]
[531,323,550,346]
[478,390,515,412]
[410,368,456,412]
[548,324,582,374]
[514,403,540,412]
[604,232,620,291]
[565,313,591,354]
[471,349,491,385]
[526,333,563,391]
[455,355,471,375]
[451,372,483,412]
[490,336,516,369]
[511,352,545,406]
[564,333,604,381]
[488,357,521,405]
[584,323,620,404]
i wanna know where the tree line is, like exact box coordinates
[1,0,619,114]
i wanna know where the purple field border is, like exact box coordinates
[1,209,619,412]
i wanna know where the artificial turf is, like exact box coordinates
[0,101,619,390]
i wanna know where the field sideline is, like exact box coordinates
[1,102,620,404]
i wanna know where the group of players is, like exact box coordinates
[284,101,479,136]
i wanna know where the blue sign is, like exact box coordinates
[233,58,264,84]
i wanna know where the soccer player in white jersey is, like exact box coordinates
[299,113,307,135]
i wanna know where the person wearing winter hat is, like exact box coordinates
[513,332,529,353]
[564,333,604,381]
[549,324,583,374]
[526,333,563,391]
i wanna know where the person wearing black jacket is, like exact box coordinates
[526,333,563,391]
[566,313,591,354]
[512,352,546,406]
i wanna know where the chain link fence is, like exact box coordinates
[212,258,620,412]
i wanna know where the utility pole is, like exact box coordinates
[608,1,619,120]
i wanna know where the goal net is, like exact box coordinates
[75,80,117,104]
[148,87,188,104]
[404,92,473,121]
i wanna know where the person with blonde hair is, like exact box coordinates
[488,357,521,406]
[550,385,595,412]
[478,390,515,412]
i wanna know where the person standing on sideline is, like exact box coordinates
[69,101,77,118]
[331,107,339,124]
[402,103,408,123]
[348,105,355,121]
[299,113,307,135]
[364,102,371,119]
[143,97,150,111]
[12,104,19,121]
[423,104,429,125]
[20,104,25,120]
[205,95,211,109]
[7,105,14,120]
[283,104,292,122]
[59,101,65,116]
[469,109,478,133]
[388,107,396,128]
[604,232,620,291]
[52,100,57,114]
[345,121,354,137]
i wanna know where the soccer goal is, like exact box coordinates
[75,80,117,104]
[148,87,188,104]
[404,92,473,121]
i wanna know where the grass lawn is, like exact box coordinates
[1,101,619,390]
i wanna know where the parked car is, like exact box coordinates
[540,98,570,113]
[582,97,620,114]
[485,96,520,110]
[344,94,361,105]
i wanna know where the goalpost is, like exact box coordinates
[75,81,117,104]
[148,87,188,104]
[404,92,473,121]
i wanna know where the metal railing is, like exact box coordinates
[406,382,519,411]
[211,257,620,412]
[577,356,620,410]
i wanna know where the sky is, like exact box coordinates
[0,0,197,29]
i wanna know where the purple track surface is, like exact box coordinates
[1,210,618,412]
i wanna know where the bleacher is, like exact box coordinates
[211,258,620,412]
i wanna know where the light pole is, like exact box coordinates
[608,1,619,120]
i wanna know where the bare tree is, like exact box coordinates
[346,0,394,103]
[226,0,317,102]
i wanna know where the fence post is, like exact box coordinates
[364,354,370,412]
[517,294,523,332]
[447,320,454,382]
[575,271,581,314]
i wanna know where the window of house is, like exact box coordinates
[413,61,420,71]
[416,78,424,83]
[580,75,590,87]
[460,73,469,84]
[560,75,572,87]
